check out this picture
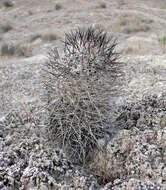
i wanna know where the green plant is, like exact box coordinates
[156,33,166,53]
[43,26,121,164]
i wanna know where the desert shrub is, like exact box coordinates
[99,2,106,9]
[156,33,166,53]
[118,14,151,34]
[1,42,16,56]
[2,0,13,7]
[42,26,121,164]
[55,3,62,10]
[1,42,32,57]
[28,10,33,15]
[16,43,32,57]
[1,23,13,33]
[29,33,41,42]
[41,32,57,42]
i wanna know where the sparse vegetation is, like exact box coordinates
[55,3,62,10]
[1,23,13,33]
[41,32,58,42]
[29,33,41,43]
[92,23,104,31]
[17,43,32,57]
[0,0,166,188]
[1,42,16,56]
[123,24,150,34]
[28,10,33,15]
[118,14,152,34]
[3,0,13,7]
[156,33,166,53]
[99,2,106,9]
[124,42,142,55]
[1,42,32,57]
[42,26,121,164]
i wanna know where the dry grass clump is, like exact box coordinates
[41,32,58,42]
[1,42,16,56]
[43,26,121,164]
[1,23,13,33]
[1,42,32,57]
[17,43,32,57]
[155,33,166,53]
[55,3,62,10]
[29,34,42,43]
[2,0,14,7]
[117,14,152,34]
[99,2,106,9]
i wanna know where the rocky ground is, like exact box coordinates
[0,0,166,189]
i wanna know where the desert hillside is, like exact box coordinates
[0,0,166,189]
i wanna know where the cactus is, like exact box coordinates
[42,26,122,164]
